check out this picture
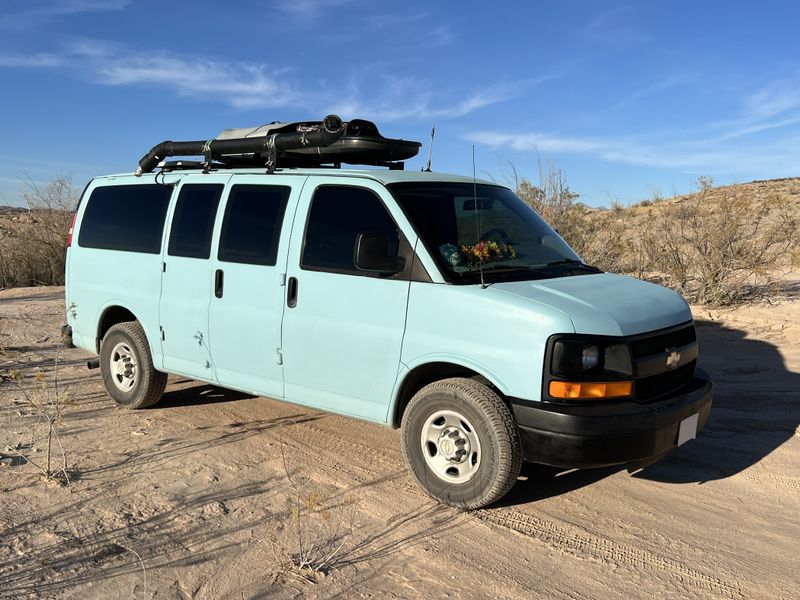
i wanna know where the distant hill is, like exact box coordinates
[0,206,27,215]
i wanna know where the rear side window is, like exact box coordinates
[168,184,223,259]
[302,185,399,273]
[79,184,172,253]
[218,185,290,266]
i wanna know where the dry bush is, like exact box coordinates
[0,319,8,358]
[1,360,74,483]
[639,181,798,305]
[515,165,799,305]
[515,162,634,273]
[0,174,78,288]
[270,446,359,580]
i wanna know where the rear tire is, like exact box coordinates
[100,321,167,409]
[401,377,522,509]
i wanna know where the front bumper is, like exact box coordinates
[510,369,713,468]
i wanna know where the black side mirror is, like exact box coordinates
[354,231,405,274]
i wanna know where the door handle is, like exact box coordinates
[287,276,298,308]
[214,269,224,298]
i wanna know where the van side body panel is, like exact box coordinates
[394,282,576,420]
[66,176,177,362]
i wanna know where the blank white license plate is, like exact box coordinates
[677,413,699,446]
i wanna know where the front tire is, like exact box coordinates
[401,378,522,509]
[100,321,167,409]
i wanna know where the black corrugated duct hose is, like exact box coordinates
[134,114,344,176]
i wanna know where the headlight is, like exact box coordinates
[551,339,633,379]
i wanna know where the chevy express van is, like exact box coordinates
[64,117,712,508]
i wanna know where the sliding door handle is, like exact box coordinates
[287,276,298,308]
[214,269,224,298]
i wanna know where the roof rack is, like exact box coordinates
[135,115,421,176]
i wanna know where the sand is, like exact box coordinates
[1,287,798,599]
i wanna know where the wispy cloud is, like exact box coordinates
[468,71,800,175]
[2,0,130,29]
[466,128,800,174]
[581,6,652,46]
[272,0,353,25]
[328,76,553,122]
[0,38,525,121]
[0,52,62,67]
[705,73,800,141]
[610,72,696,110]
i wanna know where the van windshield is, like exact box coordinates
[390,182,599,284]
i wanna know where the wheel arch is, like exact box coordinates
[389,358,509,428]
[96,305,143,353]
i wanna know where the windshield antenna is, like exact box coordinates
[424,126,435,172]
[473,145,486,289]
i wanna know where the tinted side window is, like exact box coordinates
[168,184,223,259]
[79,184,172,253]
[302,186,399,273]
[218,185,290,266]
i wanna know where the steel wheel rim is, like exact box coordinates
[420,409,482,484]
[109,341,138,392]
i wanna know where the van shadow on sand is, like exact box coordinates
[156,382,256,408]
[500,318,800,504]
[637,318,800,484]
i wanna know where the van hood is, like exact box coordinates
[492,273,692,336]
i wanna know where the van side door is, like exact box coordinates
[208,176,299,398]
[159,177,230,380]
[281,178,418,422]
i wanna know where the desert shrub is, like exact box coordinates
[1,364,74,483]
[516,167,799,305]
[515,163,634,273]
[0,319,7,357]
[270,446,359,579]
[0,174,78,288]
[639,183,798,305]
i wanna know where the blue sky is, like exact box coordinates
[2,0,800,207]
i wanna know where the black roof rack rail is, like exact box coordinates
[135,115,421,176]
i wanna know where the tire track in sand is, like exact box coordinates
[277,416,748,599]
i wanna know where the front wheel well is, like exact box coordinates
[392,362,497,428]
[96,306,137,352]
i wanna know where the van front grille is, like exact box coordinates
[635,360,696,401]
[629,323,696,359]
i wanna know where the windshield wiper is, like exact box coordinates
[544,259,602,272]
[544,259,585,267]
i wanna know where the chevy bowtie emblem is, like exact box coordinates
[665,347,681,369]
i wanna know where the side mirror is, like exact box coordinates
[354,231,405,274]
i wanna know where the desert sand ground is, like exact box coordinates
[0,287,798,599]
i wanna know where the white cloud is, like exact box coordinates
[272,0,353,24]
[465,128,800,174]
[0,38,527,121]
[466,71,800,175]
[0,53,62,67]
[2,0,130,28]
[743,76,800,120]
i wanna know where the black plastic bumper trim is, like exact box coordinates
[511,369,713,468]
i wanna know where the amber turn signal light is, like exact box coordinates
[549,380,632,399]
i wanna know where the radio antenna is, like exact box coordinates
[424,126,435,172]
[473,145,486,289]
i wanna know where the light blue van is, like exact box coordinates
[64,118,712,508]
